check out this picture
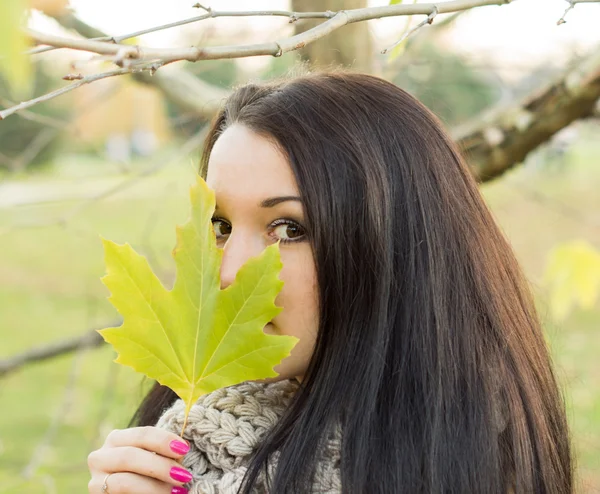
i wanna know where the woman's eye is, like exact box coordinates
[210,217,306,244]
[211,218,231,238]
[272,221,306,243]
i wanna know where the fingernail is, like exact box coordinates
[170,466,193,483]
[171,487,189,494]
[169,440,190,455]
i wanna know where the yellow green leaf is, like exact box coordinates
[543,240,600,321]
[98,175,298,429]
[0,0,32,98]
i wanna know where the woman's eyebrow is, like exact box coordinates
[259,196,302,208]
[215,196,303,211]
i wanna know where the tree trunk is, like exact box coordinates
[453,48,600,182]
[291,0,373,73]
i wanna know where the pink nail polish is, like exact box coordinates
[169,440,190,455]
[170,466,193,483]
[171,487,189,494]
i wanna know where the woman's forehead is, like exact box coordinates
[207,124,300,205]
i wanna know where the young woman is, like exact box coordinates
[87,72,572,494]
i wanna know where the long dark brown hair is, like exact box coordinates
[132,72,572,493]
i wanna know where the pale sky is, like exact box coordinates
[34,0,600,73]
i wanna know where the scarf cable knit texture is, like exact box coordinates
[156,379,342,494]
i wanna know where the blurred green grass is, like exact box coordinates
[0,137,599,492]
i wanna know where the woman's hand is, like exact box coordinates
[87,426,192,494]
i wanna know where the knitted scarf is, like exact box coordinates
[155,379,342,494]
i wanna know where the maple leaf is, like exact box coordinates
[98,175,298,430]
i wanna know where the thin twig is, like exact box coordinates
[558,1,576,24]
[558,0,600,24]
[381,7,439,54]
[0,328,108,378]
[0,68,131,121]
[38,12,230,120]
[0,97,68,128]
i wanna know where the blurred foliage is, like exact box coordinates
[187,59,239,88]
[167,55,300,138]
[391,42,499,125]
[544,240,600,321]
[0,62,71,171]
[0,0,32,99]
[166,59,238,137]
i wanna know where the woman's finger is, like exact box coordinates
[103,426,190,459]
[88,471,188,494]
[89,446,193,486]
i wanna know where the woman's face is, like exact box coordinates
[206,123,319,383]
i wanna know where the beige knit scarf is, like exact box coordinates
[156,379,342,494]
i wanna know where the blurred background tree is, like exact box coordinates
[292,0,373,73]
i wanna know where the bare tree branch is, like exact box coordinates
[0,97,68,128]
[558,0,600,23]
[26,1,511,62]
[454,47,600,182]
[2,0,512,120]
[381,7,438,54]
[31,8,336,56]
[33,1,509,58]
[0,67,137,120]
[38,11,232,119]
[0,326,112,378]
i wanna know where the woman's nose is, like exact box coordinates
[218,233,263,290]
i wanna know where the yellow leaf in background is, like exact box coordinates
[543,240,600,321]
[0,0,32,99]
[98,175,298,431]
